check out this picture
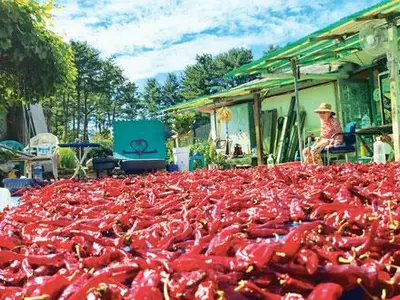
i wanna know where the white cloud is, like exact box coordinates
[51,0,381,81]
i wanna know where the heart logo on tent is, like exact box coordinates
[129,139,148,155]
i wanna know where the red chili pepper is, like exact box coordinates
[277,273,315,293]
[0,250,23,263]
[29,273,70,298]
[0,286,24,300]
[274,221,320,258]
[296,249,319,275]
[0,235,21,250]
[58,272,91,300]
[329,231,366,250]
[168,271,206,298]
[314,247,348,265]
[236,280,282,300]
[310,203,349,219]
[205,224,241,256]
[0,268,26,285]
[27,252,65,267]
[246,225,289,238]
[126,269,163,300]
[236,242,276,269]
[354,220,378,256]
[194,280,217,300]
[306,283,343,300]
[21,258,34,278]
[317,264,377,290]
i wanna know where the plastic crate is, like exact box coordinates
[2,178,38,193]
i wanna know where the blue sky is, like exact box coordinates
[51,0,382,89]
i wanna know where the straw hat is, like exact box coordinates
[314,103,335,115]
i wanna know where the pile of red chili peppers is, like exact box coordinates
[0,162,400,299]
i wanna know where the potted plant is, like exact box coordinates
[214,152,226,170]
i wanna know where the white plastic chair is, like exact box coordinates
[24,133,59,180]
[0,188,11,211]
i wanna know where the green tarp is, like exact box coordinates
[227,0,400,77]
[113,120,167,160]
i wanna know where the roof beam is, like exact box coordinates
[259,72,349,80]
[308,32,359,42]
[354,12,400,22]
[264,56,297,62]
[310,47,361,56]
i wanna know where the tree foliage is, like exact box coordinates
[141,78,163,118]
[43,41,141,142]
[0,3,258,146]
[264,44,281,55]
[0,0,76,111]
[180,48,253,99]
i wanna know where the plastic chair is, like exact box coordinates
[322,122,358,165]
[24,133,59,179]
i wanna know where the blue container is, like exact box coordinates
[33,163,44,180]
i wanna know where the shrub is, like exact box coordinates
[58,148,76,169]
[87,131,113,159]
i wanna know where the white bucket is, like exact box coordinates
[172,147,190,171]
[0,188,11,211]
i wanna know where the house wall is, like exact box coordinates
[210,102,253,154]
[261,82,338,136]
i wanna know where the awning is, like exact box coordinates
[227,0,400,77]
[163,76,329,112]
[163,0,400,113]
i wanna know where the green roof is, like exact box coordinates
[227,0,400,77]
[164,0,400,112]
[163,77,308,112]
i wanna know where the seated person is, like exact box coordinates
[303,103,343,165]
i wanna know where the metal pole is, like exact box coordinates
[213,102,218,139]
[388,21,400,161]
[291,59,304,163]
[253,92,264,165]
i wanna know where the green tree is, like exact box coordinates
[181,54,217,99]
[213,47,253,88]
[95,58,125,131]
[0,0,76,111]
[180,48,253,100]
[162,73,184,107]
[70,41,103,140]
[119,81,141,120]
[263,44,281,55]
[142,78,163,118]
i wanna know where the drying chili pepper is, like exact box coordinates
[194,280,217,300]
[0,286,24,300]
[28,273,70,298]
[168,271,206,298]
[354,220,378,257]
[235,280,282,300]
[0,235,21,250]
[274,221,321,258]
[296,249,319,275]
[306,283,343,300]
[246,224,289,238]
[126,269,163,300]
[236,242,276,269]
[206,224,241,256]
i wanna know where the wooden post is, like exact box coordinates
[253,92,263,165]
[388,22,400,161]
[291,59,304,164]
